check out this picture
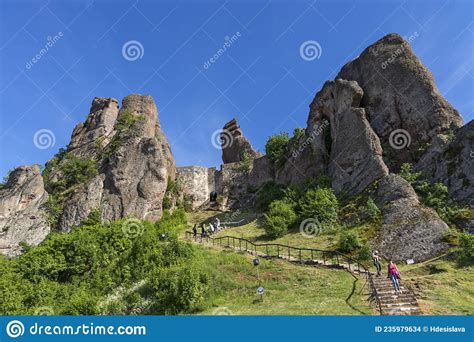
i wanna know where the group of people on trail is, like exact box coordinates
[372,250,402,294]
[192,218,222,241]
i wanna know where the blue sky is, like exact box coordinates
[0,0,473,178]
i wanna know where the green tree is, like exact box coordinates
[298,187,338,228]
[265,132,290,165]
[264,200,296,238]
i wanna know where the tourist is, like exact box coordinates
[215,218,221,231]
[200,224,206,241]
[372,250,382,276]
[193,224,197,240]
[209,223,215,234]
[387,260,402,294]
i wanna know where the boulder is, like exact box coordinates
[337,33,463,170]
[310,79,388,195]
[0,165,50,256]
[373,174,449,262]
[221,118,261,163]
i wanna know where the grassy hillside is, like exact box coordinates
[189,210,474,315]
[0,209,373,316]
[193,244,373,315]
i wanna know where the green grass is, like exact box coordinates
[193,244,374,315]
[397,257,474,315]
[185,210,374,315]
[188,210,474,315]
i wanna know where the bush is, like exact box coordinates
[0,208,203,315]
[149,265,209,314]
[236,151,252,173]
[265,132,290,165]
[298,187,338,228]
[357,243,372,261]
[80,209,102,226]
[264,200,296,238]
[455,233,474,266]
[399,163,470,226]
[338,231,362,253]
[360,197,381,222]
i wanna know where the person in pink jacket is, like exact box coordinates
[387,260,402,294]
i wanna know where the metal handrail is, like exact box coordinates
[185,231,383,314]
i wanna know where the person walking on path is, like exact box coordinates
[193,224,197,240]
[372,250,382,276]
[387,260,402,294]
[200,224,206,242]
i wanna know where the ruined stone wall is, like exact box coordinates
[176,166,210,210]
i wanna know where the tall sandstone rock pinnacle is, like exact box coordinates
[337,33,464,170]
[221,118,262,164]
[57,94,176,231]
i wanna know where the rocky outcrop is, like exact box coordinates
[337,33,463,170]
[275,122,328,185]
[373,174,449,262]
[311,79,388,195]
[414,120,474,203]
[0,165,50,256]
[68,97,119,158]
[58,94,176,231]
[221,118,261,164]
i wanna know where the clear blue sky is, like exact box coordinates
[0,0,473,178]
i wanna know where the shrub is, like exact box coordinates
[264,200,296,238]
[298,187,338,228]
[360,197,381,221]
[455,233,474,266]
[338,231,362,253]
[236,151,252,173]
[399,163,470,226]
[265,132,290,165]
[80,209,102,226]
[357,243,372,261]
[162,196,172,210]
[149,264,209,314]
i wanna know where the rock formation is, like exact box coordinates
[337,33,463,170]
[1,33,470,263]
[414,120,474,203]
[373,174,449,262]
[68,97,119,159]
[310,79,389,195]
[0,165,50,256]
[221,118,261,164]
[54,94,176,231]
